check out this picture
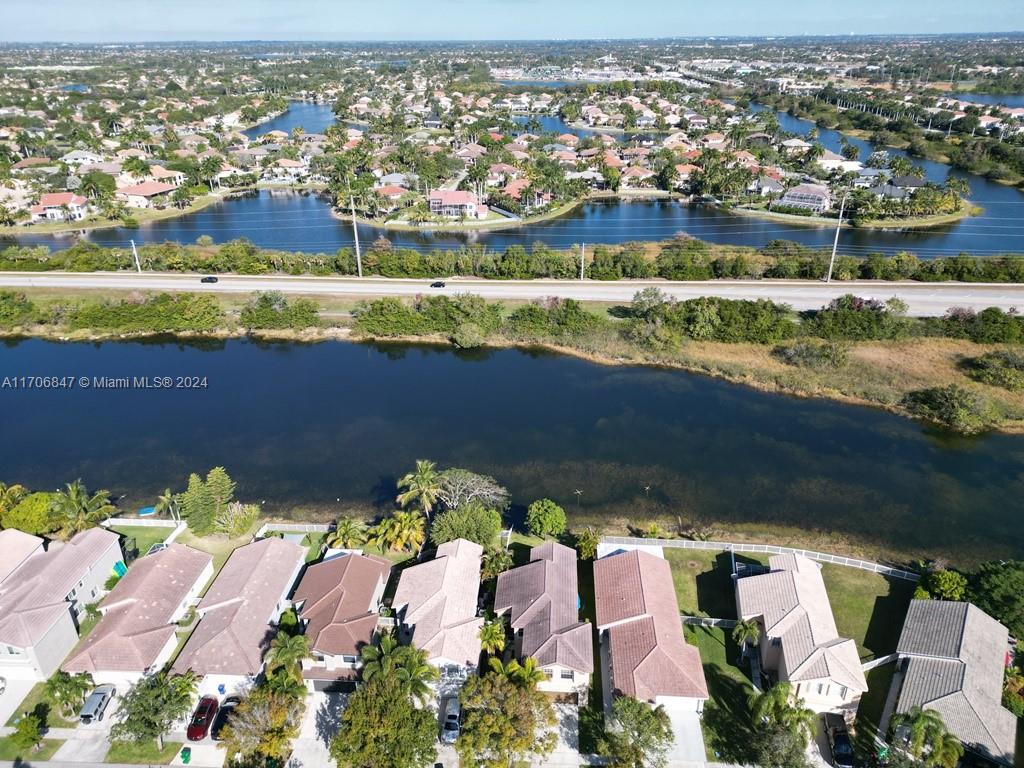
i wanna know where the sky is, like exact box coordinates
[4,0,1023,42]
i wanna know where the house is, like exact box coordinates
[778,183,832,214]
[428,190,486,219]
[620,166,655,188]
[391,539,483,690]
[888,600,1016,766]
[115,181,177,208]
[171,537,305,697]
[292,553,392,692]
[147,165,186,187]
[735,554,867,717]
[701,132,727,149]
[869,184,910,201]
[891,175,927,191]
[0,528,122,681]
[593,549,708,710]
[749,176,785,196]
[375,185,409,212]
[30,192,88,221]
[781,137,812,155]
[63,544,212,686]
[59,149,104,168]
[268,157,308,181]
[494,542,593,694]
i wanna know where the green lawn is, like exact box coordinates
[6,681,78,729]
[664,549,768,618]
[174,525,260,591]
[110,525,172,557]
[0,737,63,761]
[820,565,915,661]
[105,740,183,764]
[854,662,896,747]
[685,625,757,763]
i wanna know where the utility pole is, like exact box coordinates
[826,192,848,284]
[130,239,141,273]
[579,242,586,281]
[347,178,362,278]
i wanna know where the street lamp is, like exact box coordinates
[825,190,850,284]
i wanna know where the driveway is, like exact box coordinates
[0,678,36,726]
[534,703,580,767]
[173,743,225,767]
[53,733,112,762]
[661,702,706,768]
[289,692,346,768]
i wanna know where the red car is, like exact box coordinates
[187,697,220,741]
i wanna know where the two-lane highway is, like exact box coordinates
[3,271,1024,316]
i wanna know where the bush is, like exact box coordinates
[239,291,319,329]
[772,340,848,369]
[525,499,567,538]
[809,295,908,341]
[901,385,998,434]
[2,491,60,534]
[68,293,224,332]
[0,291,37,328]
[963,350,1024,391]
[452,322,485,349]
[429,503,503,547]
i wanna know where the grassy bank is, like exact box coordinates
[0,193,224,236]
[731,202,977,231]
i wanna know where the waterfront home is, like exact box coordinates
[748,176,785,196]
[59,149,104,167]
[292,552,392,692]
[63,542,209,685]
[391,539,484,690]
[781,137,813,155]
[777,183,832,213]
[735,554,867,718]
[593,549,709,710]
[147,165,186,187]
[0,528,122,681]
[171,537,304,697]
[888,600,1016,766]
[494,542,593,694]
[268,157,309,182]
[428,190,486,219]
[115,180,178,208]
[30,192,89,221]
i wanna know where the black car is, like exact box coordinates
[200,276,219,284]
[825,713,855,768]
[430,281,446,288]
[211,696,241,741]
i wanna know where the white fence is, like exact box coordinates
[682,615,737,628]
[254,522,332,538]
[102,517,180,528]
[601,536,920,581]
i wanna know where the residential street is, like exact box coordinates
[3,272,1024,316]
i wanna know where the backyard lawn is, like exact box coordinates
[820,565,915,661]
[109,525,171,558]
[664,548,767,618]
[104,740,183,764]
[0,737,63,761]
[854,662,896,745]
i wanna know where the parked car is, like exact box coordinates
[825,713,855,768]
[430,281,446,288]
[200,276,219,284]
[79,684,116,724]
[187,696,220,741]
[211,696,241,741]
[440,698,460,744]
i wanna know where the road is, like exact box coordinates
[4,271,1024,316]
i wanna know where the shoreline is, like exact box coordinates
[729,202,978,230]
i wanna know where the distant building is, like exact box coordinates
[115,181,177,208]
[428,190,486,219]
[778,183,832,214]
[30,192,88,221]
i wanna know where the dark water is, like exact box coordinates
[2,337,1022,562]
[950,92,1024,108]
[5,104,1024,257]
[242,101,339,139]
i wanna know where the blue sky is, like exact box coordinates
[4,0,1023,42]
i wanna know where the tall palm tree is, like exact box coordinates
[326,516,366,548]
[153,488,178,519]
[264,667,307,700]
[731,619,761,650]
[0,482,27,515]
[53,479,115,537]
[360,631,403,681]
[371,511,425,553]
[395,460,442,517]
[479,618,506,656]
[265,632,309,679]
[750,683,816,746]
[392,645,438,705]
[892,706,950,759]
[488,656,546,688]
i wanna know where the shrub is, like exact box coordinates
[772,340,848,369]
[68,293,223,332]
[525,499,567,538]
[963,350,1024,391]
[452,322,485,349]
[352,297,424,337]
[0,290,36,328]
[429,503,503,547]
[901,385,998,434]
[240,291,319,329]
[2,491,60,534]
[809,295,908,341]
[573,526,602,560]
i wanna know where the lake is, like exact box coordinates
[5,102,1024,257]
[242,100,343,139]
[951,92,1024,108]
[2,337,1023,563]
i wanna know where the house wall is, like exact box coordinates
[69,539,124,617]
[170,561,214,623]
[31,609,81,679]
[653,694,706,714]
[539,663,590,694]
[793,678,861,717]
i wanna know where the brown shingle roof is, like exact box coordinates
[293,553,391,657]
[594,550,708,701]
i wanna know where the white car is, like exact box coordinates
[440,699,460,744]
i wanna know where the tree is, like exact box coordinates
[370,510,425,552]
[525,498,567,537]
[0,481,28,517]
[10,713,43,754]
[487,656,545,688]
[573,526,602,561]
[457,670,557,768]
[481,546,513,580]
[750,683,816,746]
[222,688,304,763]
[331,675,437,768]
[891,706,960,764]
[479,618,506,656]
[600,696,674,768]
[52,479,115,537]
[153,488,178,519]
[437,468,510,510]
[914,569,968,601]
[391,644,438,706]
[2,491,60,535]
[214,501,258,538]
[360,631,404,682]
[205,466,235,520]
[265,631,309,679]
[430,504,503,547]
[111,671,197,749]
[178,467,235,535]
[199,156,222,191]
[326,516,366,548]
[732,619,761,650]
[45,670,94,718]
[969,560,1024,639]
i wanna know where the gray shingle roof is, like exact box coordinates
[895,600,1017,766]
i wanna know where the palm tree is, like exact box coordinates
[750,683,817,746]
[264,667,307,700]
[45,670,94,718]
[927,731,964,768]
[326,516,366,548]
[479,618,506,656]
[392,645,438,705]
[265,632,309,679]
[481,547,513,581]
[360,631,403,681]
[53,479,115,537]
[731,618,761,650]
[199,156,222,192]
[0,482,27,515]
[395,460,442,517]
[892,706,950,759]
[153,488,178,519]
[371,511,425,553]
[488,656,546,688]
